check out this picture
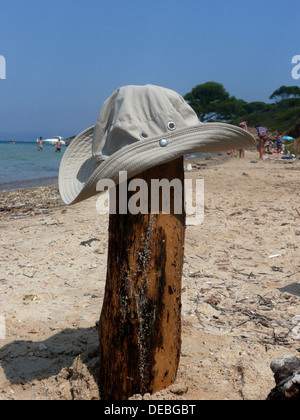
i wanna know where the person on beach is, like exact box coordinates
[276,132,283,155]
[255,124,266,160]
[238,120,249,158]
[37,137,43,151]
[265,139,273,154]
[54,138,62,153]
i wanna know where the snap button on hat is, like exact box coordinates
[159,139,168,147]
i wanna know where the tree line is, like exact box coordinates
[184,82,300,132]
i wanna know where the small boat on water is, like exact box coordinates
[40,136,66,146]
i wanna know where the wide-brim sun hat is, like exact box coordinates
[59,84,255,205]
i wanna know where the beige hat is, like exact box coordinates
[59,84,255,205]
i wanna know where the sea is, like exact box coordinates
[0,141,67,191]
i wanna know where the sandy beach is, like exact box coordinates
[0,150,299,400]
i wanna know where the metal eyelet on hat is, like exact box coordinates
[167,121,176,131]
[139,132,148,140]
[159,139,168,147]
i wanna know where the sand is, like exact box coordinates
[0,150,299,400]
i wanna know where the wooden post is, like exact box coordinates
[98,157,185,400]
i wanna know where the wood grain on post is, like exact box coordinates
[98,157,185,400]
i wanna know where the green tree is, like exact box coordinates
[184,82,239,122]
[269,85,300,102]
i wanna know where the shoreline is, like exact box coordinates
[0,149,298,220]
[0,153,230,219]
[0,176,59,193]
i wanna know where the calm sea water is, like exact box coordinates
[0,141,67,191]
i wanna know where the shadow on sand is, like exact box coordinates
[0,326,99,386]
[278,282,300,297]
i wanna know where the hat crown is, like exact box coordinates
[92,84,199,161]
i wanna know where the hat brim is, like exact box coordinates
[59,123,255,205]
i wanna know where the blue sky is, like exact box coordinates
[1,0,300,141]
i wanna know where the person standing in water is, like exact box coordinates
[55,138,62,153]
[37,137,43,151]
